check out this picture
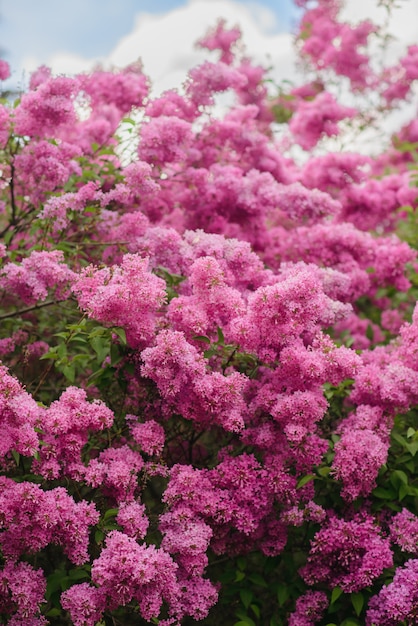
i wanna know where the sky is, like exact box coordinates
[1,0,415,94]
[0,0,298,94]
[0,0,417,148]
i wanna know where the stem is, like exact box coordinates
[9,160,17,225]
[0,299,58,321]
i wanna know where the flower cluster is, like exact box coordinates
[0,1,417,624]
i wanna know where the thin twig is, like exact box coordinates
[0,299,58,321]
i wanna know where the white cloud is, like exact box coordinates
[23,0,296,95]
[19,0,418,156]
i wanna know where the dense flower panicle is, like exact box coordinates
[298,0,375,88]
[186,61,247,106]
[331,428,389,500]
[274,181,342,223]
[301,514,393,592]
[0,561,46,624]
[73,254,166,348]
[61,583,105,626]
[366,559,418,625]
[229,265,351,360]
[84,445,144,502]
[14,140,82,206]
[116,500,149,539]
[197,19,241,65]
[0,477,98,564]
[160,506,213,576]
[145,89,199,121]
[138,115,194,165]
[390,509,418,555]
[33,386,114,478]
[129,418,165,455]
[38,180,100,232]
[141,329,246,432]
[78,65,149,113]
[0,365,43,458]
[351,359,418,411]
[0,59,10,80]
[268,222,415,299]
[288,591,328,626]
[339,173,418,232]
[301,152,371,193]
[90,531,185,620]
[0,104,10,148]
[1,3,418,624]
[290,91,356,150]
[0,250,76,304]
[14,76,78,137]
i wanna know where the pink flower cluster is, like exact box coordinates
[0,1,418,624]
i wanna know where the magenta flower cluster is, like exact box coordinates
[0,1,418,624]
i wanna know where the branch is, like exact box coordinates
[0,299,59,321]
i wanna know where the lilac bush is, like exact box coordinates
[0,1,418,624]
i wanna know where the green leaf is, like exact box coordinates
[217,327,225,345]
[193,335,211,344]
[351,592,364,616]
[317,466,331,477]
[113,327,127,345]
[390,470,408,488]
[62,363,76,383]
[103,508,119,520]
[330,587,343,605]
[240,589,253,609]
[234,620,256,626]
[277,584,289,606]
[69,568,89,581]
[399,483,410,501]
[296,474,315,489]
[95,530,104,544]
[372,486,397,499]
[11,449,20,466]
[237,557,246,571]
[247,573,268,587]
[250,604,260,618]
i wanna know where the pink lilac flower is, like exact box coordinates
[331,428,389,500]
[288,591,328,626]
[0,104,10,148]
[290,92,356,150]
[186,61,247,107]
[197,19,241,65]
[0,250,76,304]
[129,418,165,455]
[366,559,418,625]
[14,139,81,205]
[14,75,78,137]
[141,330,246,432]
[0,561,46,624]
[390,509,418,555]
[84,445,144,503]
[138,115,194,165]
[91,530,180,619]
[300,513,393,592]
[78,64,149,114]
[72,254,166,349]
[116,501,149,539]
[0,477,98,564]
[0,59,10,80]
[61,583,105,626]
[0,364,44,459]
